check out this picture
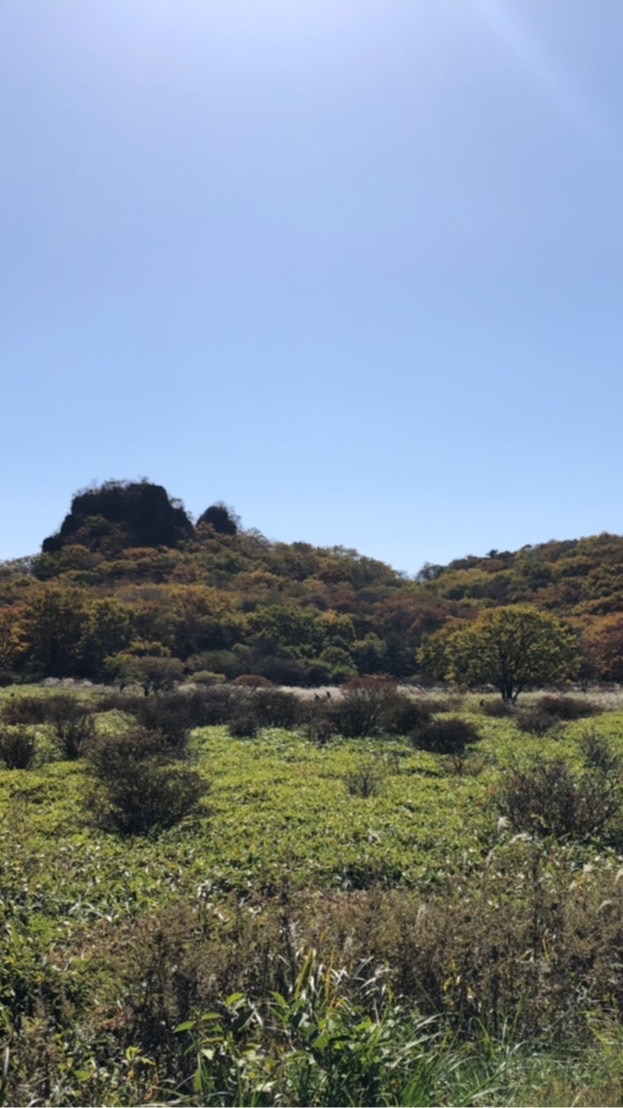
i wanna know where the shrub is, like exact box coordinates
[381,695,432,735]
[515,707,559,737]
[517,696,598,736]
[578,729,621,776]
[94,691,145,715]
[232,674,275,688]
[2,695,51,725]
[228,703,259,738]
[494,754,623,843]
[536,695,597,721]
[123,687,238,733]
[132,691,205,751]
[47,695,95,759]
[195,686,236,726]
[87,729,207,835]
[189,671,225,687]
[332,678,400,738]
[305,715,338,745]
[480,699,514,718]
[249,689,304,730]
[0,728,36,769]
[344,759,385,798]
[107,655,184,695]
[410,717,480,755]
[225,689,304,737]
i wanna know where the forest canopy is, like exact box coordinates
[1,480,622,687]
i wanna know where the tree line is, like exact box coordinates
[2,480,623,689]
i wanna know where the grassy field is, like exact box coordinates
[2,685,623,1104]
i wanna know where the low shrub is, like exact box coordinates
[578,729,622,776]
[87,728,207,835]
[0,727,36,769]
[48,696,95,759]
[189,670,225,687]
[305,715,338,745]
[232,674,275,688]
[418,695,464,714]
[2,695,51,725]
[249,689,304,730]
[87,728,170,780]
[226,689,304,737]
[536,695,597,721]
[515,707,559,737]
[332,678,401,738]
[95,691,145,715]
[381,695,432,735]
[480,699,514,718]
[228,703,259,738]
[195,686,236,726]
[517,696,598,737]
[132,691,205,751]
[344,759,385,798]
[494,754,623,843]
[2,694,95,759]
[410,717,480,755]
[121,687,238,734]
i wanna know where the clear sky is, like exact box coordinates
[2,0,623,574]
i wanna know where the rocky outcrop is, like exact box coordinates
[42,480,194,554]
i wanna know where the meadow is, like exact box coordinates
[2,684,623,1105]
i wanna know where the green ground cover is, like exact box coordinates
[2,687,623,1104]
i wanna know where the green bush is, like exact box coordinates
[232,674,275,688]
[410,717,480,755]
[0,727,36,769]
[578,729,622,775]
[344,758,385,798]
[87,728,207,835]
[48,696,95,759]
[190,670,226,687]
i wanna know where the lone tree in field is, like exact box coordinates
[420,606,579,702]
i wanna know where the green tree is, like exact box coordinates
[423,606,578,701]
[24,587,88,676]
[103,653,184,695]
[79,598,135,676]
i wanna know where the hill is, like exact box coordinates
[1,480,623,684]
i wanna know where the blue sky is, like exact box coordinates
[2,0,623,574]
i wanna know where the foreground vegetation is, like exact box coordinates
[2,682,623,1104]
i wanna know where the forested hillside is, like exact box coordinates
[2,479,623,685]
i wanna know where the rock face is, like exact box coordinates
[197,503,238,535]
[42,481,194,554]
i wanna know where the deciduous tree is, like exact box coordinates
[422,606,578,701]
